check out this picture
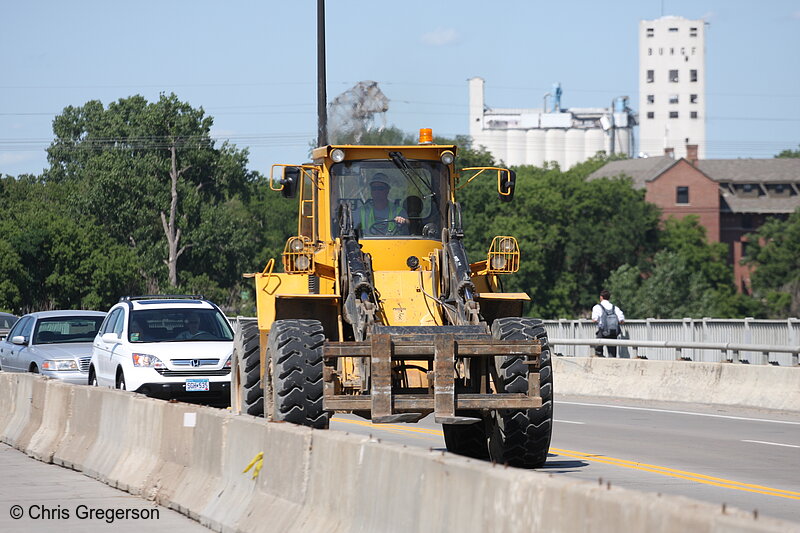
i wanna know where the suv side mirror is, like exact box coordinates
[280,167,300,199]
[101,332,120,344]
[498,169,516,202]
[11,335,27,346]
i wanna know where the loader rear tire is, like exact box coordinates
[488,317,553,468]
[268,319,329,429]
[442,411,489,460]
[234,319,264,417]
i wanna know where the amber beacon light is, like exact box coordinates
[418,128,433,144]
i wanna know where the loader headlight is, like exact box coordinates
[490,255,508,270]
[498,237,516,253]
[331,148,346,162]
[440,150,455,165]
[294,255,311,271]
[486,235,520,274]
[289,237,305,252]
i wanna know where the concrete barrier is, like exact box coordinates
[0,371,797,533]
[553,357,800,412]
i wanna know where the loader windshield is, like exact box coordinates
[330,159,448,239]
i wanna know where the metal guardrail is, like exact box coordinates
[544,318,800,366]
[549,338,800,366]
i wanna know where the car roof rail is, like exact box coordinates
[119,295,206,302]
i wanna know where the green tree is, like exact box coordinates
[0,176,143,313]
[745,208,800,317]
[775,145,800,158]
[458,154,661,318]
[607,215,760,318]
[45,93,255,293]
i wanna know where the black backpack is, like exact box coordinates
[599,305,620,336]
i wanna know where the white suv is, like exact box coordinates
[90,295,233,404]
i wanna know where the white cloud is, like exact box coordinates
[420,27,459,47]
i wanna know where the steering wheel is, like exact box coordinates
[369,219,399,236]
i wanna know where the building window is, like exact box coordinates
[676,186,689,204]
[647,94,654,104]
[646,27,654,37]
[690,94,698,104]
[690,69,698,82]
[742,215,753,229]
[669,94,679,104]
[670,47,675,55]
[669,69,679,82]
[647,70,654,83]
[647,111,655,119]
[690,27,698,37]
[669,111,679,119]
[648,47,652,56]
[669,27,678,32]
[690,111,698,119]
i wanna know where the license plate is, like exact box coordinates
[185,378,210,392]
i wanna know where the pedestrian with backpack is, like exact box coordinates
[591,289,625,357]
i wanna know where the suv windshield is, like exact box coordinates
[330,159,448,239]
[129,309,233,343]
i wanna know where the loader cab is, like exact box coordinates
[329,158,449,241]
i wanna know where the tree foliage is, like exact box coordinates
[775,145,800,158]
[745,208,800,317]
[41,93,264,308]
[606,216,761,318]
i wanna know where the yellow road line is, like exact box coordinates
[551,447,800,500]
[333,418,799,500]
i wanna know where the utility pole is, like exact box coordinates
[317,0,328,147]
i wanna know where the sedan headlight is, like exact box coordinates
[132,353,165,369]
[42,360,79,371]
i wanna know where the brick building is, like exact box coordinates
[589,146,800,291]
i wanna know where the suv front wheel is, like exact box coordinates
[116,369,127,390]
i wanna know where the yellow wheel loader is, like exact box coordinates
[232,131,552,468]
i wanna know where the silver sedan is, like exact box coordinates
[0,310,106,384]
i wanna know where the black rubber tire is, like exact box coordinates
[88,366,98,386]
[30,364,39,374]
[442,410,490,459]
[268,319,329,429]
[234,319,264,417]
[116,369,127,390]
[487,317,553,468]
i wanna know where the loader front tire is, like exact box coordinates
[488,317,553,468]
[442,411,490,460]
[234,319,265,417]
[268,319,330,429]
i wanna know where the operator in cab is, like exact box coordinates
[354,173,409,236]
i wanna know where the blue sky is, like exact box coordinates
[1,0,798,177]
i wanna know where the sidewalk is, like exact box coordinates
[0,444,210,532]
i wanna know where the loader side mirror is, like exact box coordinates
[280,167,300,198]
[498,170,516,202]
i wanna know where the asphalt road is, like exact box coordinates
[330,394,800,524]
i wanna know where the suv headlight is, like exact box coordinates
[224,356,231,369]
[42,360,79,371]
[132,353,165,369]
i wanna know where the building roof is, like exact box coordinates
[696,159,800,183]
[589,157,800,215]
[721,194,800,214]
[587,156,676,189]
[589,157,800,187]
